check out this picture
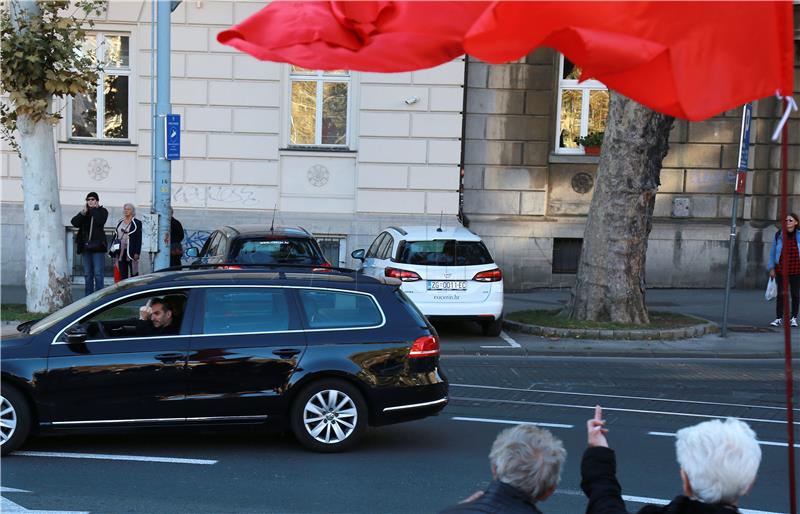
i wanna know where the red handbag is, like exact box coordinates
[113,262,122,283]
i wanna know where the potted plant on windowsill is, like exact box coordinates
[574,131,604,155]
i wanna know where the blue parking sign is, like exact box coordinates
[165,114,181,160]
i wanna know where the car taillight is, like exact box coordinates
[219,265,242,270]
[313,261,333,272]
[473,268,502,282]
[385,267,422,282]
[409,335,439,358]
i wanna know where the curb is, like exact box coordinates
[503,319,719,341]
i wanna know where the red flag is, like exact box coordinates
[464,1,794,120]
[217,0,490,72]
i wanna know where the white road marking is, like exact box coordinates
[480,331,521,349]
[13,451,216,465]
[452,383,799,412]
[450,396,798,426]
[0,488,87,513]
[649,431,800,448]
[452,416,572,428]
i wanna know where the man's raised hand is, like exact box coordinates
[587,405,609,448]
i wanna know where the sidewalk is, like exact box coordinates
[2,285,794,358]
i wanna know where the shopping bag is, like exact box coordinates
[765,277,778,301]
[113,262,122,283]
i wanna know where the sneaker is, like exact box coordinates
[792,318,798,327]
[771,318,783,327]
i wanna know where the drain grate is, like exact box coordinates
[727,325,773,333]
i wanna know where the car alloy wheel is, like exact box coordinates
[0,395,17,446]
[303,389,357,444]
[291,379,366,452]
[0,385,31,456]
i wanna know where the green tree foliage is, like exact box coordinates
[1,0,107,152]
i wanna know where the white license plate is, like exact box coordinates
[427,281,467,291]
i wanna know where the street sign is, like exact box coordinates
[165,114,181,160]
[737,103,752,171]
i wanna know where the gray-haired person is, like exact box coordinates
[582,406,762,514]
[111,203,142,280]
[440,424,567,513]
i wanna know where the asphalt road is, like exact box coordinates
[2,331,799,513]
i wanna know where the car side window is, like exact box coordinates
[203,232,221,257]
[201,288,290,334]
[213,234,228,259]
[298,289,383,329]
[60,290,189,342]
[366,233,386,259]
[378,235,394,260]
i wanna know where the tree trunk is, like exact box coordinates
[18,107,72,313]
[564,92,674,323]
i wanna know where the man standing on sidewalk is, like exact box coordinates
[71,192,108,296]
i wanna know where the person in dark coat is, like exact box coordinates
[440,424,566,514]
[581,406,761,514]
[111,203,142,280]
[71,191,109,296]
[170,208,185,268]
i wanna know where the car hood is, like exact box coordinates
[1,330,35,348]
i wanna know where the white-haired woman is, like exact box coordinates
[582,406,761,513]
[440,424,567,513]
[111,203,142,280]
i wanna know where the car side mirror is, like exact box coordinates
[65,326,88,343]
[185,247,199,258]
[351,249,365,261]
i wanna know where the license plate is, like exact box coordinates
[427,281,467,291]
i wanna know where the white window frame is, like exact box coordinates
[68,31,133,142]
[554,55,608,155]
[286,68,352,148]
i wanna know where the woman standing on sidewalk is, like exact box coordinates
[768,213,800,327]
[111,203,142,280]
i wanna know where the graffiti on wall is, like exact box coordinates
[173,186,261,207]
[180,229,212,263]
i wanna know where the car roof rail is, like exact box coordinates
[297,226,312,236]
[387,226,408,236]
[162,262,357,273]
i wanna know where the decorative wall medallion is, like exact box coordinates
[571,172,594,194]
[307,164,330,187]
[87,158,111,181]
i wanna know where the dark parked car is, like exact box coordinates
[0,267,447,454]
[186,225,329,267]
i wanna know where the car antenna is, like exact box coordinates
[269,203,277,232]
[436,210,444,232]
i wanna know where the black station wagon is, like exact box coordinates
[0,267,447,454]
[186,225,330,267]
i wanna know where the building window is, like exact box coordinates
[555,55,608,154]
[317,235,347,267]
[289,67,349,147]
[70,33,131,140]
[552,238,583,274]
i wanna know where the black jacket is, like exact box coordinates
[581,447,742,514]
[440,480,544,514]
[71,206,109,254]
[114,218,143,259]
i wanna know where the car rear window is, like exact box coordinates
[396,240,494,266]
[298,290,382,329]
[231,238,324,265]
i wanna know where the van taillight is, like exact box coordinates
[409,335,439,358]
[472,268,502,282]
[386,267,422,282]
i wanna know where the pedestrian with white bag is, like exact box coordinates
[767,213,800,326]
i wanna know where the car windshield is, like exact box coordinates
[28,275,156,335]
[397,240,494,266]
[231,238,324,265]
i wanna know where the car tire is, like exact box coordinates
[290,379,367,453]
[481,317,503,337]
[1,384,32,456]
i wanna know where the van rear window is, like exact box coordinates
[396,240,493,266]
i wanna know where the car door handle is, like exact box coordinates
[273,349,301,359]
[155,352,184,364]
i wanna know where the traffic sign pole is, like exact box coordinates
[721,103,752,337]
[153,0,172,271]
